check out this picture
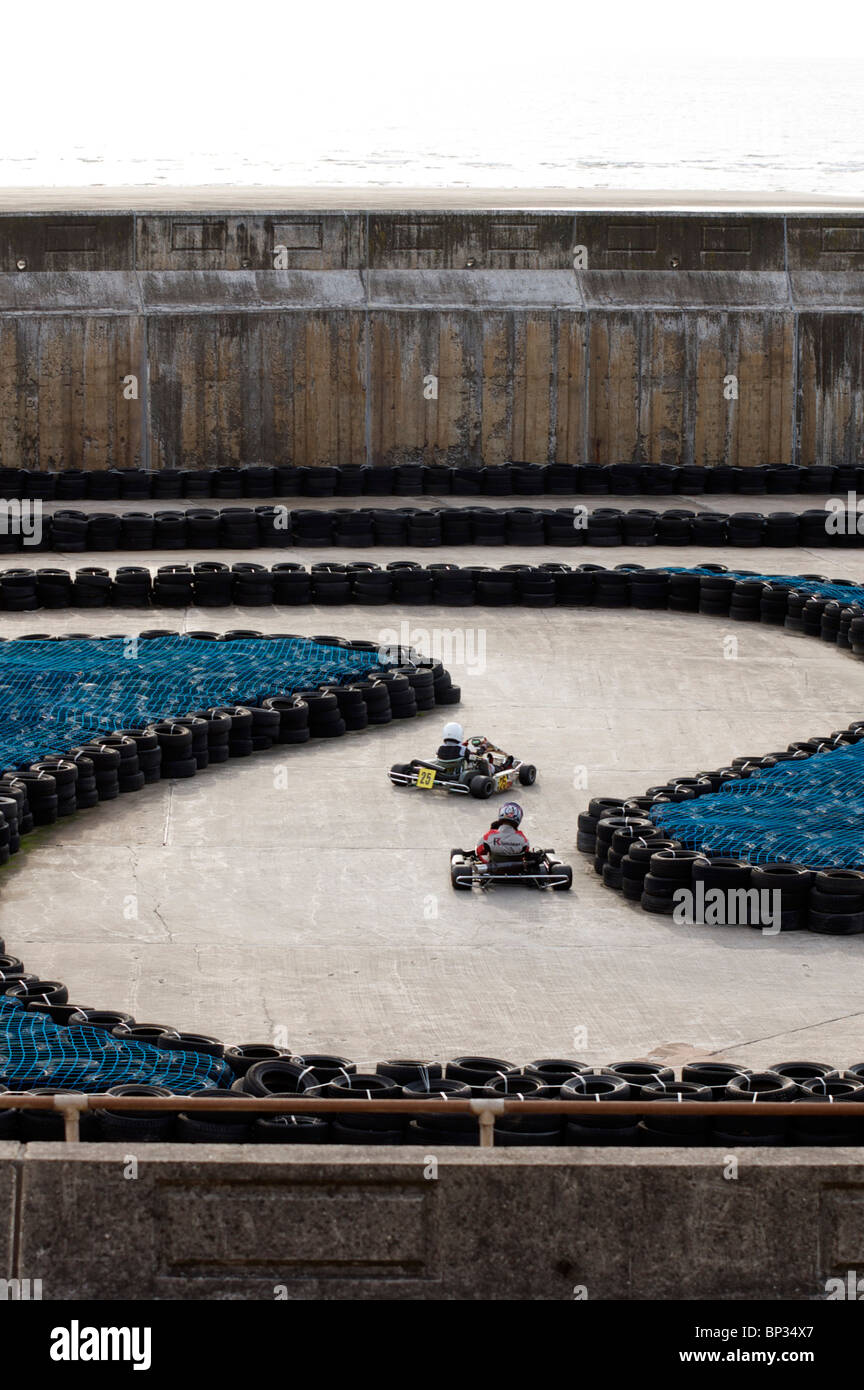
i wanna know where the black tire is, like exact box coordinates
[750,863,812,894]
[814,869,864,896]
[469,775,494,799]
[518,763,537,786]
[808,910,864,935]
[176,1113,252,1144]
[725,1071,800,1102]
[94,1085,176,1142]
[588,797,625,821]
[451,864,471,890]
[254,1114,331,1143]
[551,865,573,891]
[241,1060,314,1096]
[224,1044,288,1077]
[446,1056,519,1085]
[768,1060,835,1082]
[161,758,198,779]
[649,849,704,880]
[640,891,677,914]
[808,887,863,913]
[376,1058,444,1085]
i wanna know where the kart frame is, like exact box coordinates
[450,847,573,890]
[389,739,536,798]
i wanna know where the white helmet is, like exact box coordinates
[442,722,464,742]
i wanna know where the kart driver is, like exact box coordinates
[435,722,495,778]
[476,802,530,861]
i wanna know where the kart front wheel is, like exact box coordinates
[451,865,472,891]
[551,866,573,891]
[469,775,495,799]
[518,763,537,786]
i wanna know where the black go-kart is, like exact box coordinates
[389,737,537,800]
[450,847,573,891]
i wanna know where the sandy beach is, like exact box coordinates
[2,185,864,212]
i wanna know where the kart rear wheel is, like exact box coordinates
[469,775,495,799]
[451,865,471,891]
[390,763,412,777]
[552,866,573,891]
[518,763,537,786]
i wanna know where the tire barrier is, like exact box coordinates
[0,630,458,858]
[3,1010,864,1146]
[3,503,863,555]
[580,736,864,923]
[0,461,860,504]
[0,632,459,1098]
[6,560,864,613]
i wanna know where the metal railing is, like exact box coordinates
[2,1093,863,1147]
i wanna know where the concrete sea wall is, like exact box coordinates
[0,210,863,469]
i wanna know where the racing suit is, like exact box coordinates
[476,817,530,860]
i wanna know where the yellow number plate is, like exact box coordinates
[416,768,437,789]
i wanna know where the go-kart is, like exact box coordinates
[389,737,537,800]
[450,847,573,891]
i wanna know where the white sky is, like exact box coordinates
[2,0,862,153]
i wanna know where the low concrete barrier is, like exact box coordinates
[2,1140,861,1300]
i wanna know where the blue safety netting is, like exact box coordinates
[0,633,394,1092]
[648,566,864,866]
[651,735,864,868]
[0,634,387,769]
[0,996,231,1091]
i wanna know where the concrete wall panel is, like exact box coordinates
[788,218,864,271]
[7,1145,863,1301]
[691,311,794,467]
[368,213,575,270]
[573,213,786,272]
[0,215,134,272]
[136,215,364,271]
[798,312,864,467]
[587,311,640,463]
[639,312,688,464]
[147,312,366,468]
[369,311,480,464]
[0,313,141,468]
[554,313,588,464]
[511,314,556,462]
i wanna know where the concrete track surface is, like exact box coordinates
[2,537,864,1070]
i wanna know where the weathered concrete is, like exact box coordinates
[0,210,863,467]
[3,1142,864,1300]
[2,538,864,1069]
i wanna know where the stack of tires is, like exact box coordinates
[153,723,197,778]
[806,869,864,935]
[640,848,705,914]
